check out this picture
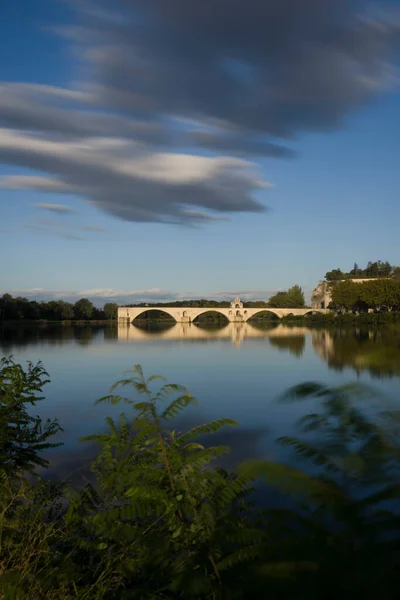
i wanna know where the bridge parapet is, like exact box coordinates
[118,298,329,324]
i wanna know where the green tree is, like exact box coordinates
[325,268,344,281]
[73,298,94,320]
[59,301,74,320]
[349,262,360,277]
[268,285,305,308]
[68,365,260,597]
[103,302,118,320]
[286,284,305,308]
[0,294,14,320]
[0,357,62,475]
[332,279,400,311]
[267,291,288,308]
[331,280,361,309]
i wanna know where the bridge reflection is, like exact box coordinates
[118,322,309,347]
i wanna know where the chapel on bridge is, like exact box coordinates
[230,297,243,309]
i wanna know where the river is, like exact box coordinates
[1,322,399,481]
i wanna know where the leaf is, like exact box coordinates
[148,374,166,382]
[95,394,130,406]
[172,526,182,538]
[238,459,345,507]
[177,419,239,444]
[216,544,264,571]
[125,484,170,505]
[158,383,188,399]
[277,436,340,471]
[97,542,108,550]
[161,394,197,421]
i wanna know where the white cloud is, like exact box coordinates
[0,128,267,224]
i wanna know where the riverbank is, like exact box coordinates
[281,311,400,327]
[0,319,116,326]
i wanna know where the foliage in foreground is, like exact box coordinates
[1,358,400,598]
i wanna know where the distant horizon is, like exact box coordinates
[0,287,314,308]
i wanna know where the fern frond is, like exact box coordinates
[299,413,329,432]
[95,394,130,406]
[258,560,318,577]
[147,374,167,382]
[184,446,230,467]
[177,419,239,444]
[216,544,264,571]
[161,394,197,421]
[157,383,189,400]
[216,476,251,509]
[278,436,341,471]
[238,459,344,507]
[81,433,111,443]
[125,484,170,505]
[104,416,120,436]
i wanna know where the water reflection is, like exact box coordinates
[1,322,400,380]
[118,321,308,349]
[2,321,399,481]
[0,324,115,351]
[312,328,400,379]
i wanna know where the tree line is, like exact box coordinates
[0,294,118,321]
[0,286,306,322]
[325,260,400,281]
[330,278,400,311]
[2,358,400,598]
[128,285,306,310]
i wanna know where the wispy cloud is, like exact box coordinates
[35,203,74,214]
[24,223,84,241]
[23,216,106,240]
[0,1,399,225]
[79,225,105,232]
[0,287,313,306]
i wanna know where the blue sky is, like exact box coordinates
[1,0,400,305]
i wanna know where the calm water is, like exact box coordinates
[1,322,400,480]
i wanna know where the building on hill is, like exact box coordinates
[311,279,382,309]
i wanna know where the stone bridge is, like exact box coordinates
[118,297,329,324]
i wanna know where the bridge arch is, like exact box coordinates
[245,309,282,321]
[192,309,229,324]
[130,308,177,322]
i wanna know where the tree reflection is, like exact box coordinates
[269,335,305,357]
[312,328,400,378]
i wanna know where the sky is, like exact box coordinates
[1,0,400,306]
